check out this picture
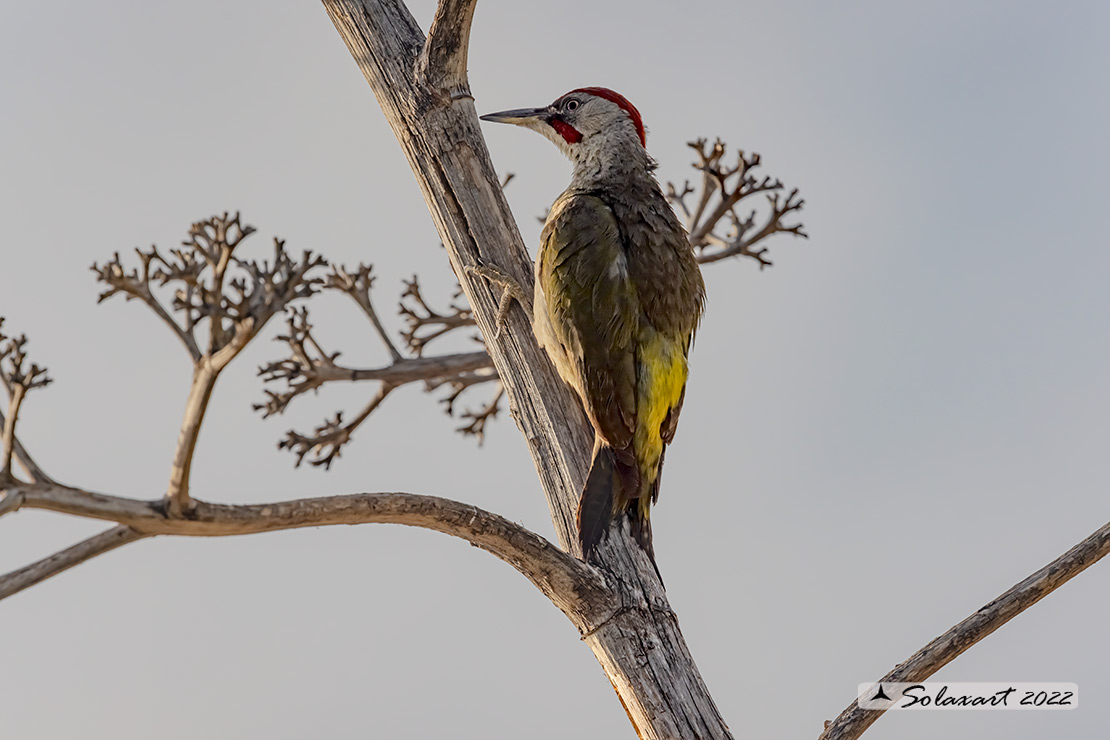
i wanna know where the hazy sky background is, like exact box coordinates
[2,1,1108,738]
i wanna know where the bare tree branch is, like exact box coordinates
[256,307,493,415]
[666,138,808,269]
[430,367,499,412]
[0,525,144,602]
[278,383,394,468]
[255,307,342,417]
[91,248,203,361]
[0,322,53,482]
[0,407,51,485]
[399,275,475,356]
[697,189,807,267]
[454,383,503,443]
[256,302,496,462]
[93,214,327,516]
[0,408,52,485]
[3,481,612,624]
[821,518,1110,740]
[165,362,219,515]
[324,263,403,362]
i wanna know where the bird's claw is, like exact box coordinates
[466,260,532,339]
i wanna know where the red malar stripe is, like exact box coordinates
[550,117,583,144]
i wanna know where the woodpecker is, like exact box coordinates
[480,87,705,569]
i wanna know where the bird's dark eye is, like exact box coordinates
[564,99,580,112]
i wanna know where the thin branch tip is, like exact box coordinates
[668,137,807,267]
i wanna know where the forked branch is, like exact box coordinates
[0,321,53,482]
[399,275,476,356]
[256,302,494,463]
[278,384,395,468]
[325,263,403,361]
[667,138,808,269]
[416,0,478,96]
[93,214,327,515]
[255,254,495,463]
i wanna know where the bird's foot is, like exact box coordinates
[466,261,532,339]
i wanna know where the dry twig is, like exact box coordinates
[257,258,504,463]
[256,301,496,464]
[325,263,403,361]
[0,320,53,483]
[399,275,475,356]
[278,384,395,468]
[667,138,807,268]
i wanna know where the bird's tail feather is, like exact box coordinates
[576,442,616,561]
[627,505,655,564]
[577,441,662,583]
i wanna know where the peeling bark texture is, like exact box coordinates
[319,1,733,737]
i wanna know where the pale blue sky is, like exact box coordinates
[2,1,1108,738]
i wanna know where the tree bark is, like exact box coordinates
[319,1,733,737]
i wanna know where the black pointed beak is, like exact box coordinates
[479,107,552,125]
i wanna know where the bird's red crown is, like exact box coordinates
[569,87,646,147]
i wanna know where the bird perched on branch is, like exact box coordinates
[478,87,705,572]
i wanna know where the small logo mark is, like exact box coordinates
[869,684,893,703]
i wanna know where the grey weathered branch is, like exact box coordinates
[321,2,732,736]
[820,518,1110,740]
[1,482,611,622]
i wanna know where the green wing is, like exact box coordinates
[538,193,639,451]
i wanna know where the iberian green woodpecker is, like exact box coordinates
[480,88,705,569]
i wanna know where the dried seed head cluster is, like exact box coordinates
[667,138,807,269]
